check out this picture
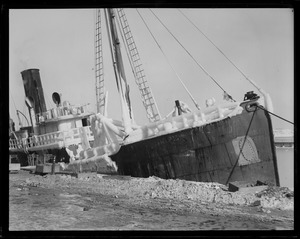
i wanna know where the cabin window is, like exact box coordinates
[82,118,88,127]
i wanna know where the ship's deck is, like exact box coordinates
[9,126,94,153]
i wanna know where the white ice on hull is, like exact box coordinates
[63,101,243,174]
[64,114,125,173]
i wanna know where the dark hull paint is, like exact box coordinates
[111,100,280,186]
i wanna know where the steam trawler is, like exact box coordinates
[9,8,279,185]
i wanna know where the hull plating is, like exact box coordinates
[111,101,279,186]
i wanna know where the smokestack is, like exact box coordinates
[21,69,47,115]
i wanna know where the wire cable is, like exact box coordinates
[256,105,294,125]
[149,9,228,95]
[225,107,257,185]
[9,89,18,115]
[136,9,201,110]
[177,9,267,97]
[9,89,20,126]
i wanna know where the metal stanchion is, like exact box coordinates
[51,157,56,175]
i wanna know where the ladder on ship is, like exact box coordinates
[116,8,161,122]
[94,8,161,122]
[95,9,105,114]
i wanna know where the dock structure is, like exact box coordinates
[274,130,294,148]
[9,155,20,173]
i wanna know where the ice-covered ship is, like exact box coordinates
[9,8,279,186]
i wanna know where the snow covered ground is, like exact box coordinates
[9,170,294,230]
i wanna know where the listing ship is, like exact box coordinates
[9,8,279,186]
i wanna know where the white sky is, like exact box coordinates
[9,8,294,131]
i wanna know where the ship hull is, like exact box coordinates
[111,100,280,186]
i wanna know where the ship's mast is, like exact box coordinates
[116,8,161,122]
[105,8,133,134]
[95,8,162,124]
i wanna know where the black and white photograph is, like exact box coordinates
[8,7,294,231]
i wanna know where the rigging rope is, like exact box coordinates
[104,9,119,91]
[22,102,26,126]
[136,9,201,111]
[225,106,257,185]
[115,14,137,84]
[177,9,265,97]
[9,89,17,110]
[256,105,294,125]
[9,89,21,126]
[149,9,229,96]
[45,92,54,110]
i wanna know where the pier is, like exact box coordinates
[274,130,294,148]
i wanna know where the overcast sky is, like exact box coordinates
[9,8,294,131]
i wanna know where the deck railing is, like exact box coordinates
[9,126,94,151]
[35,105,89,123]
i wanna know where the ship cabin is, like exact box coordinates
[9,69,94,155]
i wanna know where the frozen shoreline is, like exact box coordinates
[9,170,294,230]
[12,170,294,210]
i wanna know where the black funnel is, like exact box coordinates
[21,69,47,115]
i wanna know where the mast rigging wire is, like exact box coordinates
[116,10,162,121]
[177,9,264,96]
[9,89,17,110]
[256,105,294,125]
[9,89,22,126]
[115,14,136,84]
[225,107,257,185]
[9,89,18,112]
[22,100,26,126]
[136,9,201,111]
[45,92,54,110]
[149,9,230,96]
